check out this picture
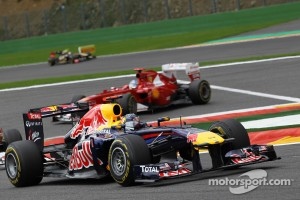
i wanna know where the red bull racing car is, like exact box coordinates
[41,63,211,122]
[4,103,279,187]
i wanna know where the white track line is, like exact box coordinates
[0,74,135,92]
[212,85,300,102]
[201,55,300,69]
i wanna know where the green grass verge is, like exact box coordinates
[1,2,300,66]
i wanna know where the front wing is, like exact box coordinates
[134,144,280,183]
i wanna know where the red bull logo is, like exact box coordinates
[69,104,121,140]
[69,140,103,171]
[70,105,108,139]
[40,106,58,112]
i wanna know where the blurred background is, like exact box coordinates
[0,0,298,41]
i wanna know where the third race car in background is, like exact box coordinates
[48,44,96,66]
[0,128,22,166]
[40,63,211,123]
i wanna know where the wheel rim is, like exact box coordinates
[200,83,210,99]
[6,153,18,179]
[111,147,127,176]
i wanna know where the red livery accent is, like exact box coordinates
[44,136,65,147]
[27,112,41,119]
[187,133,198,143]
[69,140,99,171]
[70,104,107,139]
[230,150,264,164]
[141,132,172,140]
[159,168,192,178]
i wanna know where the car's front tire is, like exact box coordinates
[209,119,250,167]
[108,134,151,186]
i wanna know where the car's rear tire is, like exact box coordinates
[108,134,151,186]
[189,79,211,104]
[209,119,250,166]
[48,58,57,66]
[71,94,86,103]
[2,129,22,150]
[117,93,137,115]
[5,140,43,187]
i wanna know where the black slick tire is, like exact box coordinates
[2,129,22,150]
[209,119,250,166]
[5,140,43,187]
[189,79,211,104]
[117,93,137,115]
[108,134,151,186]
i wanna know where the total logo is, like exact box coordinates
[140,165,159,173]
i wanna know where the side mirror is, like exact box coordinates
[157,116,170,126]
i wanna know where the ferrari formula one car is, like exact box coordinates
[46,63,211,123]
[4,103,279,187]
[48,45,96,66]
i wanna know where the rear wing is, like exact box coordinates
[22,102,89,151]
[29,102,89,118]
[78,44,96,54]
[161,63,200,81]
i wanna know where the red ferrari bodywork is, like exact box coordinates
[76,63,211,114]
[82,68,178,107]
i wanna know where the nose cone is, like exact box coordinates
[188,131,224,146]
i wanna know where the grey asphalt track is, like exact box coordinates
[0,22,300,200]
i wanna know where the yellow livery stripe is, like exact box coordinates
[189,131,224,146]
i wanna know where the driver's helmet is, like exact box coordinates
[123,113,140,131]
[129,79,137,89]
[62,49,69,55]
